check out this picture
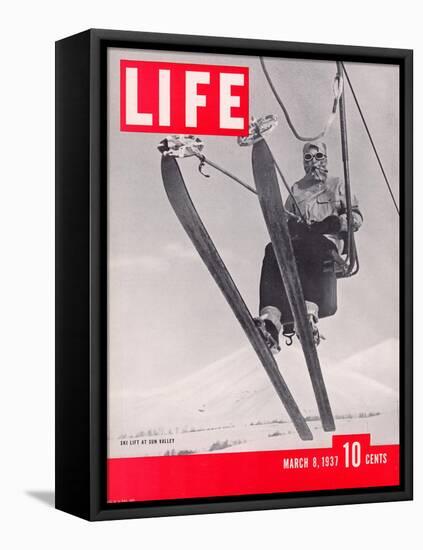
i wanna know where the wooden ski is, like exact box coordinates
[252,138,335,432]
[161,154,313,441]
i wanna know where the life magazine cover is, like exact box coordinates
[107,47,399,503]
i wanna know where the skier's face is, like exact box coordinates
[303,146,328,182]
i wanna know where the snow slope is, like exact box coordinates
[108,338,399,456]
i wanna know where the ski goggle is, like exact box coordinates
[304,152,326,161]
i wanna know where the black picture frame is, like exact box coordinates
[55,28,413,521]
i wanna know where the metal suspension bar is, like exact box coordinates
[337,61,356,275]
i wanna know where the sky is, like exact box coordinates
[107,47,399,396]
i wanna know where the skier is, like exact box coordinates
[256,141,363,352]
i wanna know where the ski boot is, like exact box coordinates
[254,306,282,354]
[305,301,324,347]
[255,317,281,354]
[286,302,324,347]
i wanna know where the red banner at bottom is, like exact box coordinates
[107,434,400,503]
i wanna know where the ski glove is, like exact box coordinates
[339,212,363,232]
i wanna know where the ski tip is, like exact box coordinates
[300,427,314,441]
[322,419,336,432]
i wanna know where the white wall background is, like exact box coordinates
[0,0,419,547]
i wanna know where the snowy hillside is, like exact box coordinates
[108,338,399,457]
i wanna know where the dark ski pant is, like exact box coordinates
[259,233,338,326]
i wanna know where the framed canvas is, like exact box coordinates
[55,29,413,521]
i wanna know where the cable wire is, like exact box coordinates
[260,57,341,142]
[341,62,400,216]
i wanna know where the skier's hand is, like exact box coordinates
[352,213,363,231]
[339,213,362,232]
[285,211,301,223]
[339,214,348,232]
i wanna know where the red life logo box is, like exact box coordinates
[120,60,249,136]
